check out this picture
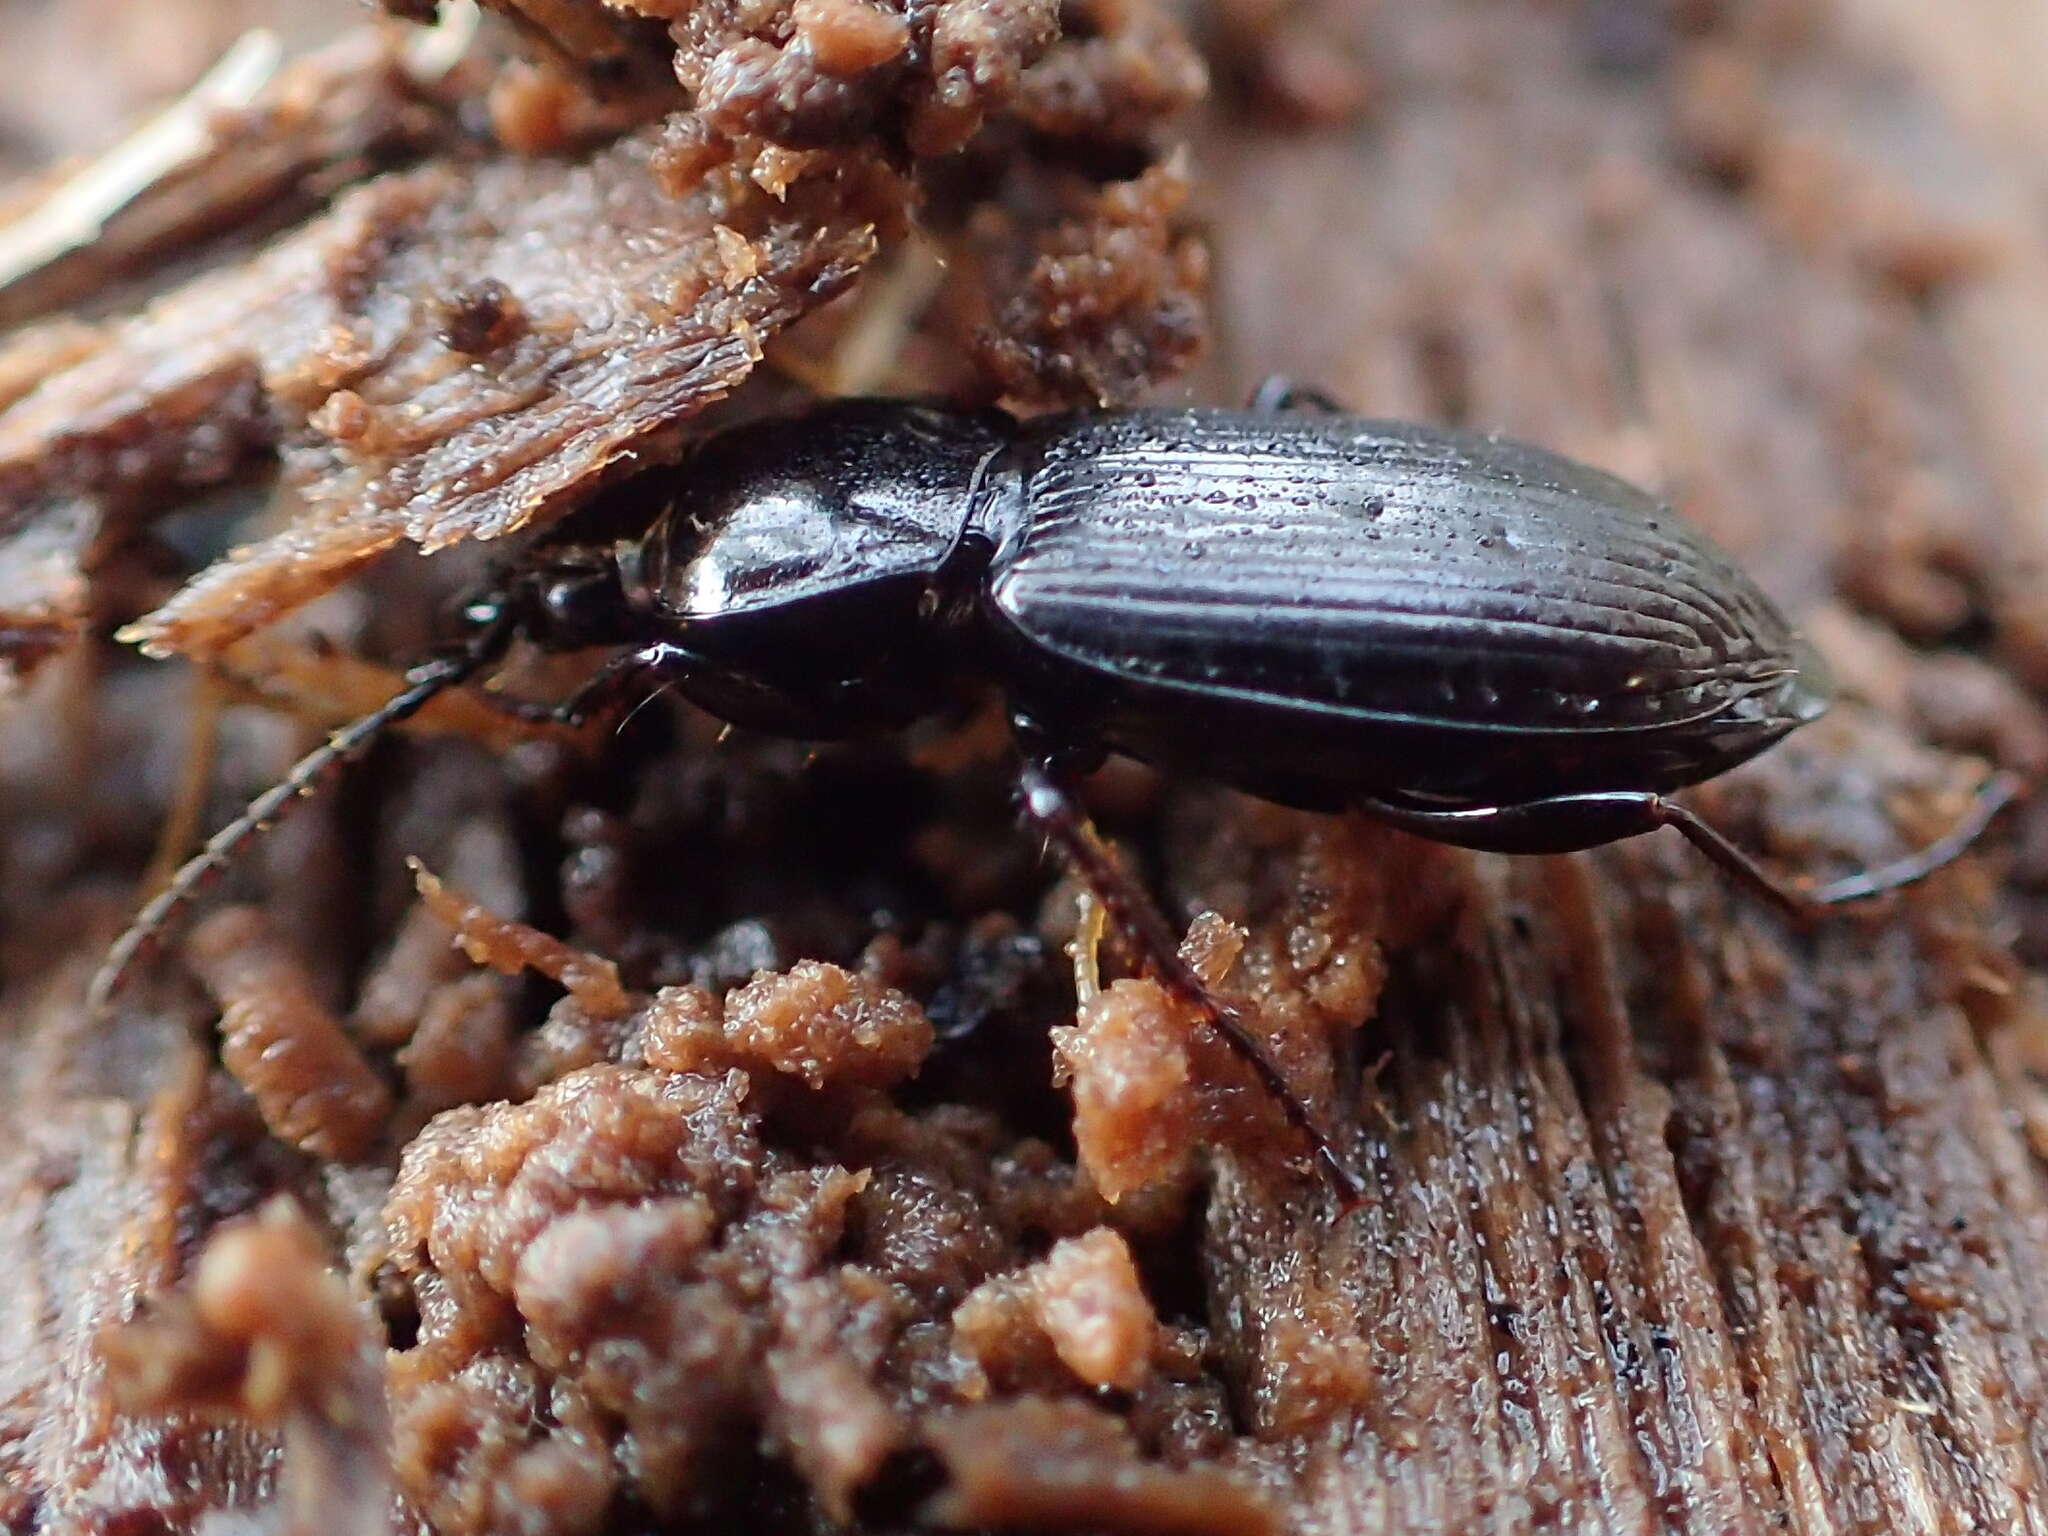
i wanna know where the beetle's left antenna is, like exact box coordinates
[87,602,520,1016]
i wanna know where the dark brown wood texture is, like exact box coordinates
[1186,5,2048,1529]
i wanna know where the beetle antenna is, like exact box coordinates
[88,601,521,1016]
[1016,759,1368,1213]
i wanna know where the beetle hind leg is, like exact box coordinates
[1355,788,1845,920]
[1608,778,2021,918]
[1357,773,2024,920]
[1797,769,2024,906]
[1015,756,1367,1211]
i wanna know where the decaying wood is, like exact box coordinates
[0,131,892,670]
[1179,5,2048,1527]
[5,2,2048,1534]
[0,12,484,328]
[0,0,1206,691]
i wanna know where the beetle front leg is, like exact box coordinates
[477,641,700,729]
[1014,751,1366,1210]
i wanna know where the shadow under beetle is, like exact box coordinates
[92,384,2021,1207]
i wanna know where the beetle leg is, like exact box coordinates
[1358,774,2024,920]
[1798,769,2024,904]
[1015,757,1367,1210]
[1572,795,1815,922]
[477,641,699,729]
[1247,375,1345,414]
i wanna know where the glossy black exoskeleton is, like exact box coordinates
[94,388,2020,1205]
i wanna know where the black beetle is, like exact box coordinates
[93,386,2019,1203]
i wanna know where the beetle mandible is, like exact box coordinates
[92,386,2020,1206]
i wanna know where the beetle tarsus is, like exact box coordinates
[1017,757,1367,1212]
[1795,769,2026,908]
[1621,775,2021,918]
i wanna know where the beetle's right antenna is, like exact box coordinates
[87,601,522,1016]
